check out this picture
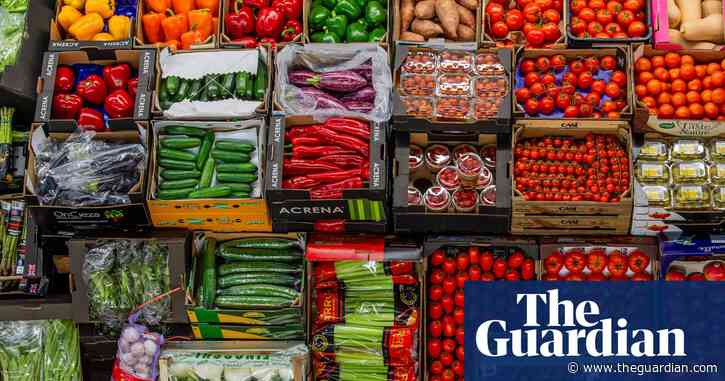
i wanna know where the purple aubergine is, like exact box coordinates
[288,70,318,86]
[343,101,373,113]
[352,63,373,81]
[341,86,376,103]
[299,87,348,110]
[317,71,367,92]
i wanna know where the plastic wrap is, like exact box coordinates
[0,2,26,71]
[43,320,82,381]
[0,320,43,381]
[275,44,392,122]
[34,131,146,206]
[112,316,164,381]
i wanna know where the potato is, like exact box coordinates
[411,18,444,38]
[457,4,475,26]
[415,0,436,19]
[401,0,415,31]
[435,0,460,39]
[455,0,478,11]
[457,24,475,41]
[401,31,426,41]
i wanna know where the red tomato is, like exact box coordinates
[429,339,442,359]
[443,319,456,337]
[493,258,507,278]
[430,285,443,301]
[442,338,457,353]
[543,8,561,23]
[441,369,455,381]
[564,105,579,117]
[556,93,571,109]
[454,290,465,307]
[611,70,627,86]
[430,302,443,319]
[453,307,465,325]
[486,2,505,22]
[431,361,443,375]
[542,22,561,41]
[468,246,480,264]
[519,58,536,74]
[587,21,604,35]
[526,28,546,46]
[452,361,464,377]
[627,21,647,36]
[578,7,596,22]
[480,251,494,271]
[469,265,482,280]
[505,9,525,30]
[572,17,587,34]
[606,0,622,13]
[616,10,634,26]
[589,0,606,9]
[535,0,553,9]
[515,87,531,103]
[491,21,509,38]
[596,9,612,24]
[456,346,464,361]
[523,4,542,22]
[440,351,453,366]
[539,95,555,115]
[456,327,465,345]
[430,269,445,284]
[507,251,525,269]
[455,272,469,289]
[571,0,587,12]
[441,294,454,314]
[430,320,442,337]
[578,71,594,89]
[442,277,456,295]
[605,22,622,35]
[456,255,469,271]
[521,258,536,280]
[623,0,642,11]
[431,250,445,266]
[504,269,521,281]
[600,55,617,70]
[607,251,628,276]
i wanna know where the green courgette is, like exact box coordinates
[215,295,295,308]
[216,284,299,299]
[211,149,251,163]
[223,183,252,193]
[158,158,196,170]
[199,157,215,188]
[165,76,179,96]
[200,238,217,309]
[217,173,257,183]
[255,63,267,101]
[235,72,249,99]
[161,126,207,137]
[216,162,257,173]
[159,148,196,162]
[217,273,298,288]
[215,139,255,153]
[217,261,302,275]
[218,248,302,263]
[160,137,201,149]
[158,187,195,200]
[175,79,190,101]
[188,186,232,199]
[222,73,235,97]
[206,74,221,99]
[196,131,215,170]
[160,178,199,190]
[220,238,300,250]
[160,169,201,180]
[232,192,251,198]
[189,79,203,100]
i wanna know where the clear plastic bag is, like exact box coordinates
[0,320,43,381]
[43,320,82,381]
[275,44,392,122]
[35,131,146,206]
[113,316,164,381]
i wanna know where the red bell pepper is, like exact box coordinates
[272,0,302,21]
[323,117,370,140]
[102,63,131,91]
[54,65,75,94]
[52,94,83,119]
[128,77,138,99]
[104,89,134,118]
[76,74,107,105]
[231,36,258,48]
[244,0,268,9]
[283,159,343,176]
[280,20,302,41]
[255,8,284,38]
[225,0,255,39]
[291,145,355,159]
[78,108,105,131]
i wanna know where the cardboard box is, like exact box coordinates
[632,45,725,135]
[393,0,481,46]
[0,293,73,321]
[660,234,725,279]
[272,219,388,233]
[24,123,151,235]
[48,1,135,51]
[68,233,189,323]
[303,0,389,44]
[191,323,306,340]
[265,114,388,224]
[391,45,512,134]
[566,0,652,47]
[480,0,566,47]
[134,0,219,49]
[146,120,272,232]
[221,0,303,46]
[34,49,155,131]
[651,0,725,50]
[392,131,511,234]
[510,119,634,235]
[539,236,659,280]
[513,46,634,121]
[152,47,271,119]
[631,218,725,238]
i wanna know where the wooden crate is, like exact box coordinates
[510,119,634,235]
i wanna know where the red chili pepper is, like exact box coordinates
[102,63,131,91]
[76,74,107,105]
[306,168,367,184]
[283,159,343,176]
[53,65,75,94]
[316,154,366,168]
[291,137,322,146]
[286,125,319,140]
[104,89,134,118]
[291,145,355,159]
[225,0,255,39]
[280,19,302,41]
[128,77,138,100]
[314,219,346,233]
[311,126,369,155]
[283,176,320,189]
[52,94,83,119]
[78,108,105,131]
[310,177,364,199]
[323,117,370,140]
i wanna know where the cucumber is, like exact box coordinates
[216,162,258,173]
[211,149,251,163]
[196,131,215,170]
[217,173,257,183]
[220,238,300,250]
[217,273,298,288]
[199,158,215,188]
[232,192,251,198]
[218,248,302,263]
[158,187,195,200]
[217,261,302,275]
[215,139,255,153]
[158,158,196,170]
[223,183,252,193]
[159,148,196,162]
[162,126,207,137]
[217,284,299,299]
[161,169,201,180]
[161,137,201,149]
[160,178,199,190]
[215,295,294,309]
[200,238,216,309]
[188,186,232,199]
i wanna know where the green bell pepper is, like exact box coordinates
[320,30,341,43]
[352,0,366,9]
[322,0,337,10]
[309,5,331,28]
[311,0,324,7]
[325,12,348,39]
[368,26,386,42]
[310,31,326,42]
[365,1,386,26]
[334,0,361,20]
[346,20,368,42]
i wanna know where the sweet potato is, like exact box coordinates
[411,18,444,38]
[457,4,475,26]
[457,24,475,41]
[702,0,723,16]
[401,31,426,41]
[436,0,460,39]
[401,0,415,31]
[415,0,436,19]
[455,0,478,11]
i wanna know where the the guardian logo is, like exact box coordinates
[476,290,686,358]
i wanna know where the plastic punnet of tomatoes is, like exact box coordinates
[484,0,564,47]
[567,0,650,44]
[514,50,630,119]
[541,246,654,281]
[661,237,725,281]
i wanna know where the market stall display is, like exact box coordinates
[50,0,134,50]
[138,0,220,49]
[652,0,725,49]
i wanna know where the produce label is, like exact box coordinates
[465,282,725,380]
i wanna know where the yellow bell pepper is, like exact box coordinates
[58,5,82,32]
[68,13,104,40]
[92,32,115,41]
[85,0,115,19]
[63,0,85,10]
[108,15,131,40]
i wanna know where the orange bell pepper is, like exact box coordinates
[142,12,166,43]
[187,8,213,40]
[166,39,180,50]
[146,0,171,13]
[162,11,188,42]
[180,29,203,49]
[195,0,219,15]
[171,0,194,14]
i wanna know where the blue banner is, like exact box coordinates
[464,282,725,381]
